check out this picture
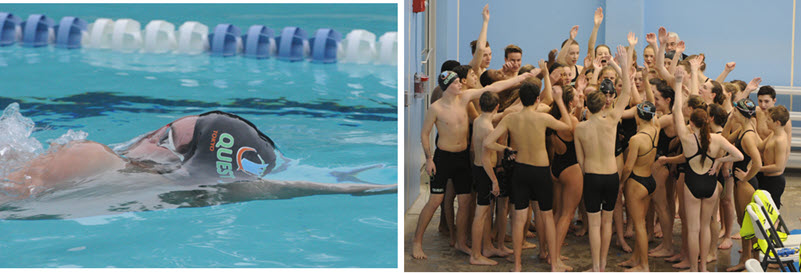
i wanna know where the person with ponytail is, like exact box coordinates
[660,68,742,272]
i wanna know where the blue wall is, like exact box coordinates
[438,0,795,87]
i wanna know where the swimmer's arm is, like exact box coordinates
[470,72,536,100]
[643,65,655,103]
[421,106,438,163]
[654,27,674,84]
[689,56,701,96]
[761,136,788,173]
[610,44,631,120]
[739,134,762,181]
[716,62,735,83]
[627,32,642,106]
[574,127,586,174]
[735,77,761,102]
[539,59,553,106]
[661,154,686,164]
[672,68,688,139]
[756,110,771,140]
[722,113,738,142]
[757,130,773,151]
[621,107,636,119]
[587,7,603,58]
[481,147,499,192]
[620,136,640,183]
[557,26,579,65]
[216,180,398,201]
[714,135,744,164]
[669,41,684,74]
[484,119,510,153]
[468,101,480,121]
[468,4,490,76]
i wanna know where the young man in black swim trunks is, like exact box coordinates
[413,69,537,260]
[483,70,572,272]
[757,105,789,209]
[574,44,632,272]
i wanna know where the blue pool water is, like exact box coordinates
[0,3,397,268]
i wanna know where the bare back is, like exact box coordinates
[576,115,618,174]
[472,115,496,166]
[504,109,556,166]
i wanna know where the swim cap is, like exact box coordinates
[734,98,757,118]
[439,71,458,91]
[600,79,616,95]
[636,101,656,120]
[180,111,277,183]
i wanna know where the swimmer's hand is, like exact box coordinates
[656,156,667,166]
[426,157,436,176]
[504,148,517,161]
[491,181,500,197]
[708,159,723,175]
[734,168,746,181]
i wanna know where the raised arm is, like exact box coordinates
[716,62,736,83]
[587,7,604,58]
[669,40,685,74]
[672,67,688,138]
[689,56,702,96]
[539,59,554,105]
[557,26,579,65]
[654,27,674,83]
[734,77,762,102]
[468,5,490,77]
[611,44,632,119]
[643,62,655,103]
[627,32,642,106]
[421,108,438,176]
[548,86,572,132]
[466,70,538,101]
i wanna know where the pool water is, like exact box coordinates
[0,3,397,268]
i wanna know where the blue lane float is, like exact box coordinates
[242,25,273,59]
[209,23,241,57]
[20,14,53,47]
[0,12,20,46]
[54,16,86,49]
[309,28,340,64]
[275,26,307,62]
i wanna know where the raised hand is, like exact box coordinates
[502,61,515,73]
[583,55,592,68]
[576,74,588,91]
[676,40,685,53]
[646,32,657,45]
[615,45,627,68]
[658,27,668,44]
[570,25,579,40]
[725,62,736,71]
[746,77,762,92]
[482,4,489,22]
[674,65,687,81]
[627,32,638,47]
[538,59,548,70]
[594,7,604,26]
[593,56,603,70]
[689,57,702,72]
[553,85,564,100]
[526,68,542,78]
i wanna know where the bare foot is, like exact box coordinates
[649,247,674,257]
[483,247,509,258]
[499,245,514,256]
[726,262,746,272]
[449,235,456,247]
[731,233,741,239]
[526,230,536,238]
[718,238,733,249]
[616,239,633,253]
[552,263,571,272]
[557,261,574,271]
[617,258,638,268]
[522,241,537,249]
[512,262,522,272]
[707,253,717,263]
[469,255,498,266]
[664,253,682,262]
[625,264,648,272]
[719,228,726,239]
[671,259,690,269]
[412,242,427,259]
[655,230,663,238]
[575,227,588,237]
[455,244,472,256]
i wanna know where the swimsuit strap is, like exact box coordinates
[555,132,572,144]
[636,128,658,157]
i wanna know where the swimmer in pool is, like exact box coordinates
[0,111,396,216]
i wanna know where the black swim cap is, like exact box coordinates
[439,71,458,91]
[600,79,616,95]
[636,101,656,120]
[181,111,278,183]
[734,98,757,118]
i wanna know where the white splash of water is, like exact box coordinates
[0,103,44,177]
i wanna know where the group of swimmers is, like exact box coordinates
[411,5,792,272]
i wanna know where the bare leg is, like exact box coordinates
[670,174,690,268]
[700,185,721,271]
[600,210,615,272]
[470,203,498,265]
[650,164,675,257]
[555,165,583,270]
[683,183,703,272]
[727,180,756,272]
[576,200,589,237]
[512,207,529,272]
[412,193,446,259]
[495,197,513,255]
[719,175,735,249]
[533,204,547,258]
[614,155,632,252]
[619,179,651,272]
[588,211,603,272]
[443,180,456,241]
[454,193,473,255]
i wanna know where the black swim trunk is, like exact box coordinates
[510,162,553,211]
[474,164,505,206]
[584,173,620,213]
[757,172,786,209]
[430,148,472,195]
[495,166,511,198]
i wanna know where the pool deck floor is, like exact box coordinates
[404,171,801,272]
